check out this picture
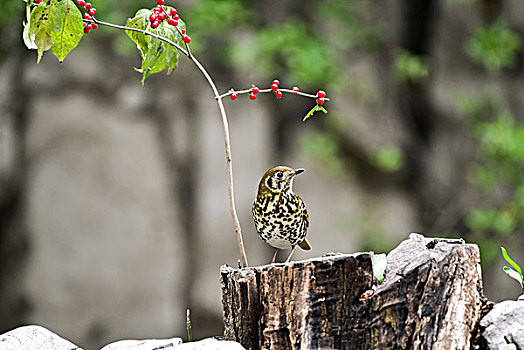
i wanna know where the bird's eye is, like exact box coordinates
[276,171,283,179]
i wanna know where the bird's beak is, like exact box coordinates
[293,168,305,176]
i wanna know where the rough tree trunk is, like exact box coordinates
[220,234,485,350]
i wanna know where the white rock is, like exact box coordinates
[177,338,245,350]
[480,298,524,350]
[0,325,81,350]
[101,338,245,350]
[100,338,183,350]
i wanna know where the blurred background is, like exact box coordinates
[1,0,524,348]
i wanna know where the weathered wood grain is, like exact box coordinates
[221,234,484,350]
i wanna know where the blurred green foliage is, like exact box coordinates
[466,21,521,72]
[393,50,429,84]
[301,131,345,174]
[374,146,403,172]
[456,93,524,261]
[317,0,385,52]
[185,0,250,34]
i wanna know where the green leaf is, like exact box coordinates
[501,247,522,276]
[373,253,387,284]
[303,104,328,121]
[125,9,151,54]
[126,7,185,84]
[26,0,83,63]
[28,4,55,62]
[50,0,84,63]
[503,266,523,288]
[23,3,37,49]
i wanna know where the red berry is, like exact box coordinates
[154,5,162,13]
[35,0,42,3]
[91,23,98,29]
[317,90,326,98]
[249,93,257,100]
[167,18,178,26]
[158,12,167,20]
[230,92,238,100]
[182,34,191,44]
[149,14,157,22]
[275,91,283,99]
[84,24,92,33]
[292,86,299,93]
[156,0,165,5]
[172,14,179,20]
[84,13,92,20]
[181,29,186,34]
[151,20,160,29]
[170,9,177,16]
[272,79,280,86]
[270,83,278,91]
[317,97,325,105]
[88,8,96,16]
[85,2,91,9]
[77,0,86,6]
[252,85,260,94]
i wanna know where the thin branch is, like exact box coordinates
[92,16,249,267]
[217,87,331,101]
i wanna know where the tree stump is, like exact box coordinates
[220,233,485,350]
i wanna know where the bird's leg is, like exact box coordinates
[271,248,279,264]
[285,245,298,263]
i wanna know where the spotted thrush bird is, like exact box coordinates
[252,166,311,263]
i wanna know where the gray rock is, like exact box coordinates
[480,298,524,350]
[0,325,81,350]
[382,232,466,286]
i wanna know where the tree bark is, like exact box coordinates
[220,234,485,350]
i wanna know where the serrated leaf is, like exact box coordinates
[303,104,328,121]
[503,266,523,287]
[50,0,83,62]
[126,7,185,84]
[501,247,522,276]
[373,253,387,284]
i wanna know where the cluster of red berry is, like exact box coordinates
[270,80,283,99]
[316,90,326,105]
[77,0,98,34]
[149,0,191,44]
[228,79,327,105]
[249,85,260,100]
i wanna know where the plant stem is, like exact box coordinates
[93,17,249,268]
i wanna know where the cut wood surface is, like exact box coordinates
[220,233,485,350]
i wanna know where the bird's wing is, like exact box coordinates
[304,208,310,229]
[298,209,311,250]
